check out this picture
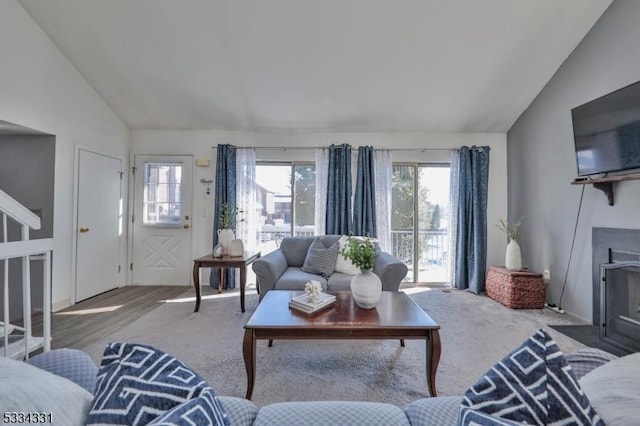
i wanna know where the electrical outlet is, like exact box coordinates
[543,269,551,281]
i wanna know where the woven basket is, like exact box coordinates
[486,266,545,309]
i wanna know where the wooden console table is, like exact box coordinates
[192,251,261,313]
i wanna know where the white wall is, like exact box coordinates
[0,0,130,310]
[132,130,508,283]
[0,135,55,319]
[507,0,640,321]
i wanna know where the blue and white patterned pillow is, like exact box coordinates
[150,387,226,425]
[459,329,603,426]
[86,343,229,426]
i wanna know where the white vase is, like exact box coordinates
[350,269,382,309]
[217,229,235,254]
[505,239,522,271]
[229,239,244,256]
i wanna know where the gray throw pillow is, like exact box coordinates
[301,238,339,278]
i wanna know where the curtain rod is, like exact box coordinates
[211,146,452,152]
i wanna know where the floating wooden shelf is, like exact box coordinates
[571,172,640,206]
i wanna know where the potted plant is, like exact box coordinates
[340,236,377,271]
[217,203,242,254]
[496,217,523,271]
[339,236,381,309]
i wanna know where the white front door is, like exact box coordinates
[132,155,193,285]
[76,149,122,301]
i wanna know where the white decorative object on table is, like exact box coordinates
[339,236,382,309]
[496,217,524,271]
[505,239,522,271]
[289,282,336,314]
[305,280,323,304]
[217,229,235,254]
[218,203,243,254]
[229,239,244,256]
[350,269,382,309]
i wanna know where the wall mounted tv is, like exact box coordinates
[572,80,640,176]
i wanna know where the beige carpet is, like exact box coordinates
[81,286,587,408]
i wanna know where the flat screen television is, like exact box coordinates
[572,80,640,176]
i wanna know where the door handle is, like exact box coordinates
[79,226,90,233]
[183,224,190,229]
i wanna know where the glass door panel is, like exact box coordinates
[392,164,450,283]
[391,165,415,282]
[256,163,317,254]
[417,166,450,283]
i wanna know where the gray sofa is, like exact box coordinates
[252,235,408,300]
[4,347,638,425]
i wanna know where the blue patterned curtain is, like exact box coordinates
[210,144,237,289]
[325,143,352,234]
[353,146,376,236]
[454,145,490,293]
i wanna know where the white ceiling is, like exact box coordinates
[19,0,611,133]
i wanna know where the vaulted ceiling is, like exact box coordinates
[19,0,611,133]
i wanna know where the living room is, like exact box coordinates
[1,0,640,424]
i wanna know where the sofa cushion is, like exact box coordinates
[460,328,602,425]
[280,237,315,266]
[579,352,640,426]
[254,401,410,426]
[565,347,618,381]
[275,267,328,291]
[405,396,461,426]
[327,271,354,291]
[25,348,98,394]
[217,396,259,426]
[87,342,228,426]
[301,237,339,278]
[0,354,93,425]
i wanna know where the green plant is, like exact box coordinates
[339,236,377,271]
[219,203,243,229]
[496,217,524,241]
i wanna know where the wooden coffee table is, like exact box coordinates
[242,290,441,399]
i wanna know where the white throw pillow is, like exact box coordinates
[333,235,362,275]
[0,355,93,425]
[579,352,640,426]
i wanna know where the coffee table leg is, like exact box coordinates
[425,329,441,397]
[243,329,256,399]
[193,262,201,313]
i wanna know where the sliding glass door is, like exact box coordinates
[391,164,450,283]
[255,163,316,253]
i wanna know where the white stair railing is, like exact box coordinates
[0,189,52,359]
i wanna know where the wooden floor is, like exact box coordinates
[32,286,188,350]
[29,282,433,351]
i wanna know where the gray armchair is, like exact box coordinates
[252,235,408,300]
